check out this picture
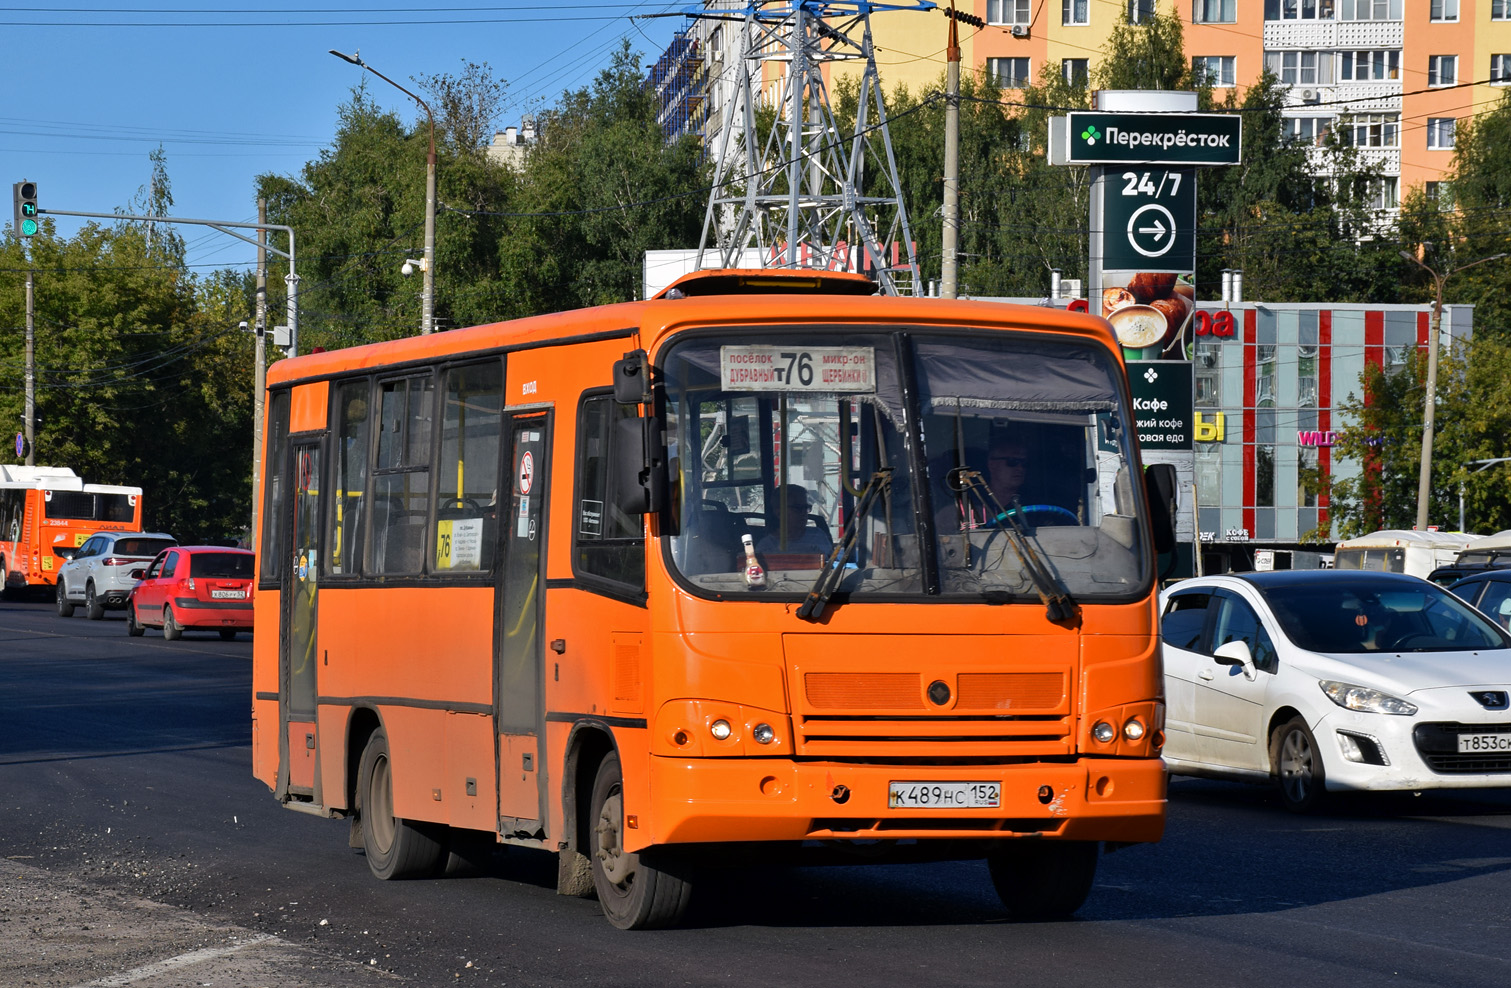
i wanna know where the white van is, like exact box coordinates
[1333,529,1477,581]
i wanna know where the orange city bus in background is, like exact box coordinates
[0,464,144,598]
[251,270,1178,929]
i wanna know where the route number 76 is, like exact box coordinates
[1121,171,1181,197]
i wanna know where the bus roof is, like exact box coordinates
[1462,530,1511,552]
[1335,529,1478,550]
[266,274,1119,389]
[0,465,82,488]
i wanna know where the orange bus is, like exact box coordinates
[0,465,144,598]
[252,270,1177,929]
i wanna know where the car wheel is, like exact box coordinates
[589,752,693,929]
[56,581,75,618]
[163,606,182,641]
[987,840,1099,921]
[1272,716,1326,813]
[126,602,144,637]
[85,583,105,620]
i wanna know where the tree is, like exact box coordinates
[1094,9,1195,92]
[1328,353,1429,536]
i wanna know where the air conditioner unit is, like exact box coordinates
[1011,24,1029,37]
[1300,88,1318,103]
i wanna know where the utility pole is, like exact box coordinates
[1400,247,1507,531]
[252,199,269,540]
[330,50,436,334]
[24,269,34,466]
[940,2,968,299]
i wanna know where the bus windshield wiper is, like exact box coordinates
[795,468,892,622]
[949,466,1078,624]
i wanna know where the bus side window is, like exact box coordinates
[370,375,435,575]
[328,378,371,577]
[434,361,503,574]
[575,391,645,592]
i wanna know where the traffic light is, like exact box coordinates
[13,181,38,237]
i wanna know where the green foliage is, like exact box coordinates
[1328,353,1428,536]
[1094,9,1195,92]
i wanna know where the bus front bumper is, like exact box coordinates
[645,756,1166,847]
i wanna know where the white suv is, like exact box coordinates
[57,531,177,620]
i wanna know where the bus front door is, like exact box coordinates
[280,440,322,799]
[496,412,549,836]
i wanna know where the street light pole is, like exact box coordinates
[1399,248,1508,532]
[330,49,436,335]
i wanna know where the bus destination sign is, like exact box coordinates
[1067,112,1242,166]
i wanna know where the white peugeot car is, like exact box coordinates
[1159,570,1511,812]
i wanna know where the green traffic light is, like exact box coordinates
[21,218,37,236]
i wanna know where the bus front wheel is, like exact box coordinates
[987,839,1098,921]
[588,753,692,930]
[356,728,445,880]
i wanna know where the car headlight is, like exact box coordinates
[1319,680,1418,716]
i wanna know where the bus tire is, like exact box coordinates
[588,753,692,930]
[86,583,105,620]
[356,728,445,880]
[987,839,1098,922]
[126,602,144,637]
[163,606,182,641]
[57,581,75,618]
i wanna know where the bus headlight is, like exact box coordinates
[1123,718,1146,741]
[752,723,775,745]
[709,719,733,741]
[1092,721,1116,743]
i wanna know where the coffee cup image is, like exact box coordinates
[1108,304,1167,349]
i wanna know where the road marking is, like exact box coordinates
[67,934,276,987]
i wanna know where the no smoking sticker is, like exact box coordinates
[518,450,534,494]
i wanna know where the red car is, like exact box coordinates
[127,546,255,640]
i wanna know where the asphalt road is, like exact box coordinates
[3,597,1511,988]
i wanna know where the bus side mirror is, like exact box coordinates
[1144,462,1178,554]
[611,413,666,516]
[613,349,650,405]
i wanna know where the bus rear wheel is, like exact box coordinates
[356,728,445,880]
[588,753,692,930]
[987,840,1099,922]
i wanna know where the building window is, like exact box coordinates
[1266,50,1337,85]
[1284,116,1331,143]
[1128,0,1156,23]
[1425,181,1454,207]
[1299,447,1319,509]
[1430,0,1458,21]
[1193,56,1237,87]
[1339,0,1402,18]
[1427,117,1456,150]
[1428,55,1457,87]
[988,57,1031,89]
[1340,50,1400,81]
[1063,0,1089,25]
[1265,0,1335,20]
[1360,176,1400,210]
[1062,58,1089,87]
[1492,54,1511,83]
[1194,0,1237,22]
[1341,112,1400,147]
[988,0,1031,24]
[1495,0,1511,20]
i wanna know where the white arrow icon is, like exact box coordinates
[1127,203,1177,258]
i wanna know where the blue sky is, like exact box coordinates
[4,2,687,272]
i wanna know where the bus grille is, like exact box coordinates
[796,671,1071,757]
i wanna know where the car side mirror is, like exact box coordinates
[1213,640,1257,680]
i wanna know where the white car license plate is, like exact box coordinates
[888,781,1000,809]
[211,589,246,600]
[1457,733,1511,753]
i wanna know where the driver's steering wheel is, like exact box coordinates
[440,497,483,516]
[1002,504,1079,526]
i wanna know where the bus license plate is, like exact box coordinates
[888,782,1000,809]
[1457,733,1511,753]
[211,589,246,600]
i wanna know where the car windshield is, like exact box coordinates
[188,552,254,579]
[1260,580,1510,653]
[113,538,175,558]
[661,328,1148,602]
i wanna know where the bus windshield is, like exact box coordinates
[662,329,1149,601]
